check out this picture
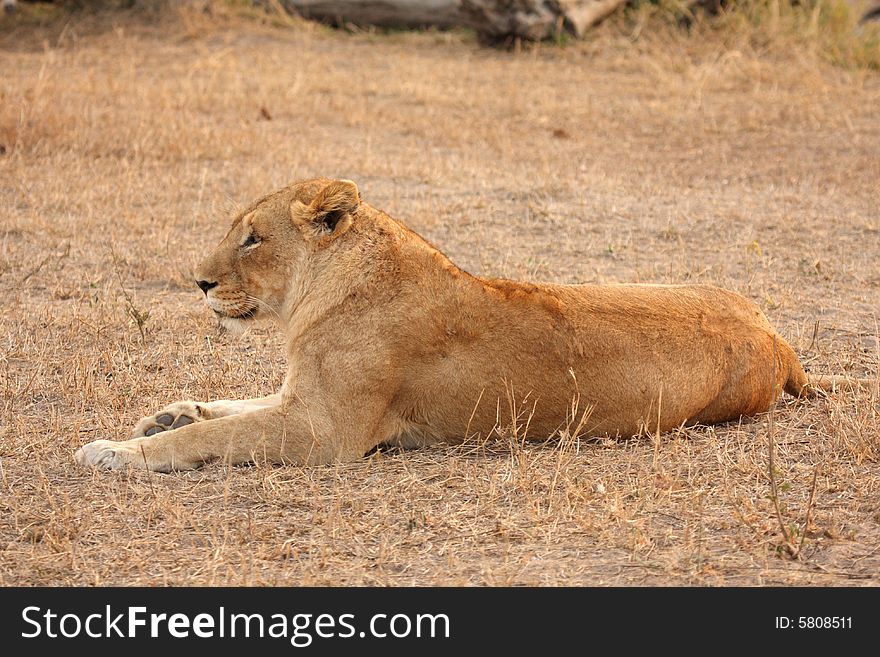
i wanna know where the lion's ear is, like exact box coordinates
[290,179,359,241]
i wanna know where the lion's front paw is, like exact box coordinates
[131,401,207,438]
[75,440,139,470]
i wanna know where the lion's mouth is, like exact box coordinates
[233,306,258,320]
[215,306,258,321]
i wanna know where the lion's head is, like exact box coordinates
[194,178,361,333]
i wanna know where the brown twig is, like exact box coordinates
[19,253,51,283]
[768,336,794,555]
[140,445,156,499]
[652,387,663,470]
[20,241,70,283]
[806,319,820,354]
[109,247,150,343]
[796,466,819,559]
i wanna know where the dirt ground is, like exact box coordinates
[1,10,879,586]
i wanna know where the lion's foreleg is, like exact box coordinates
[201,393,283,417]
[130,393,282,437]
[78,399,375,472]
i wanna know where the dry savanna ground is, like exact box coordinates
[1,6,879,586]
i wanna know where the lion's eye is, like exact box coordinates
[241,233,261,249]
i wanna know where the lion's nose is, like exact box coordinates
[196,279,218,295]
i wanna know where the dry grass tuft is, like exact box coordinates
[616,0,880,70]
[1,7,878,586]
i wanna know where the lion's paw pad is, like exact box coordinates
[133,403,202,438]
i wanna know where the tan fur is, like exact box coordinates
[75,178,874,472]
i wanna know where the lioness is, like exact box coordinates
[76,178,870,471]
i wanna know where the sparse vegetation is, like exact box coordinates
[0,5,878,585]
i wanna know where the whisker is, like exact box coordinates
[245,294,283,322]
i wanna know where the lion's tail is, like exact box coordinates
[802,374,877,396]
[777,336,876,398]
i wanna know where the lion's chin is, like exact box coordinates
[218,315,251,335]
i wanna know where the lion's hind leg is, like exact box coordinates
[130,394,281,438]
[131,401,209,438]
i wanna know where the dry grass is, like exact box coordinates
[1,5,879,586]
[626,0,880,70]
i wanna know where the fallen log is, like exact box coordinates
[279,0,628,39]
